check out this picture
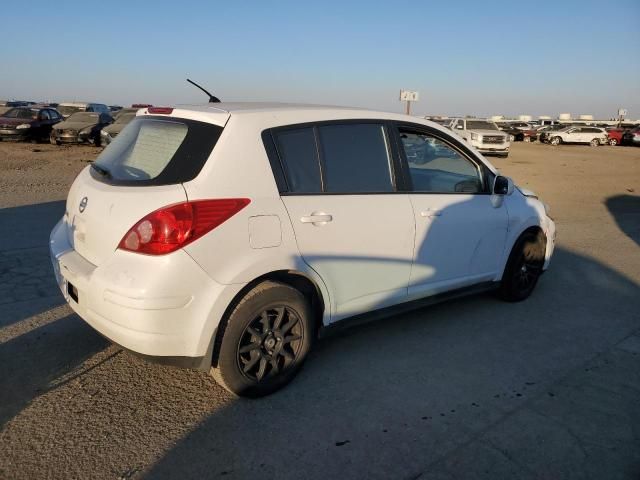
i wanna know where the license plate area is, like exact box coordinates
[67,281,79,303]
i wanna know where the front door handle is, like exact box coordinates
[300,213,333,225]
[420,209,443,218]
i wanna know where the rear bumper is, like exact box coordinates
[49,218,245,363]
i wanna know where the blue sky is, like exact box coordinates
[1,0,638,118]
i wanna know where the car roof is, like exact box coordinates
[139,102,436,128]
[174,102,369,115]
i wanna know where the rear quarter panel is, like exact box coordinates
[181,115,332,322]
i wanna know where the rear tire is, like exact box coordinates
[589,138,599,147]
[609,138,618,146]
[211,281,314,397]
[499,231,546,302]
[550,136,562,146]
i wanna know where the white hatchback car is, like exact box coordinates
[50,103,556,397]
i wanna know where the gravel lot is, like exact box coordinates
[1,140,639,479]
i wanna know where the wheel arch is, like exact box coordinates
[499,224,547,281]
[210,270,326,368]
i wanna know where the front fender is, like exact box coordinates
[497,195,553,279]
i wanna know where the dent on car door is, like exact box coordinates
[394,124,509,298]
[270,122,415,321]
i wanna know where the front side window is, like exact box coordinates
[399,129,483,194]
[318,124,393,193]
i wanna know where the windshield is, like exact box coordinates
[466,121,498,131]
[1,108,37,119]
[92,117,223,185]
[58,105,85,117]
[67,112,100,122]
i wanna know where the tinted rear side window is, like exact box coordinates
[318,124,393,193]
[273,128,322,193]
[91,116,222,186]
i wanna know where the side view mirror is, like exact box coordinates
[493,175,514,195]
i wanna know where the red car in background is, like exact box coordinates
[607,124,640,146]
[606,128,625,146]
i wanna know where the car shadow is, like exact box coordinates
[0,201,67,329]
[144,246,640,479]
[605,194,640,246]
[0,313,109,428]
[0,200,65,251]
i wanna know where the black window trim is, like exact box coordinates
[262,119,407,196]
[391,121,494,195]
[89,115,223,187]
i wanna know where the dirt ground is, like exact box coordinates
[0,140,639,479]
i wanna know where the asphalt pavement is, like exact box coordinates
[1,143,639,479]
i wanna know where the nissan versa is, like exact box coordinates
[50,103,556,397]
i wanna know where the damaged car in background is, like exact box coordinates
[51,112,113,146]
[0,106,63,143]
[100,109,138,145]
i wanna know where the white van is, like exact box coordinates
[50,103,556,397]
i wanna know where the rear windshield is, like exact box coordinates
[91,116,222,186]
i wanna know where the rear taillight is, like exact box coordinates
[147,107,173,114]
[118,199,250,255]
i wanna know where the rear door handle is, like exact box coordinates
[420,209,443,218]
[300,213,333,225]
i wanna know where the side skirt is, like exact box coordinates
[318,281,498,339]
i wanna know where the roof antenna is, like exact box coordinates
[186,78,221,103]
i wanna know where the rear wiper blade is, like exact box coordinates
[91,163,111,178]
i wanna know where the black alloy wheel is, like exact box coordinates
[237,306,303,382]
[211,281,314,397]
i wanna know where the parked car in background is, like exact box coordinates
[606,127,625,146]
[111,107,138,119]
[50,103,555,397]
[4,100,35,108]
[57,102,110,118]
[622,127,640,146]
[449,118,510,157]
[51,112,112,146]
[100,109,137,145]
[109,105,123,114]
[508,121,534,131]
[548,126,607,146]
[497,123,524,142]
[538,124,571,143]
[0,106,63,142]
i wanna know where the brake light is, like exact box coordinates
[147,107,173,114]
[118,199,250,255]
